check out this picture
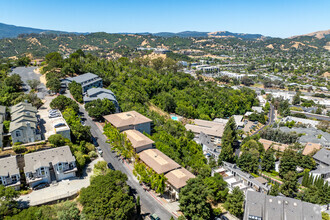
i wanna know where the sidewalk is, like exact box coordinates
[18,157,103,206]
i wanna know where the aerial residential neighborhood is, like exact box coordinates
[0,1,329,220]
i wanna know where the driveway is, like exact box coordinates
[18,157,104,207]
[11,67,47,98]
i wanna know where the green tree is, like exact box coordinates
[27,79,40,90]
[237,151,259,173]
[179,177,212,220]
[79,171,136,219]
[0,185,19,217]
[204,173,229,203]
[68,81,83,103]
[292,92,301,105]
[224,187,244,218]
[269,183,280,196]
[50,95,79,113]
[48,134,68,147]
[280,171,298,197]
[261,150,275,172]
[219,117,237,163]
[85,98,116,121]
[46,77,61,93]
[279,149,297,178]
[5,74,22,92]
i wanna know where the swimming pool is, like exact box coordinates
[171,116,178,120]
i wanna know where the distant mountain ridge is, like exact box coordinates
[290,29,330,39]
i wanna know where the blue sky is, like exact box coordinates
[0,0,329,38]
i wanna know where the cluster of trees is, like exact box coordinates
[85,98,116,121]
[103,123,135,159]
[260,128,298,144]
[50,95,79,112]
[219,117,238,163]
[272,97,291,117]
[248,112,267,124]
[79,170,136,219]
[45,71,61,93]
[68,81,83,103]
[133,162,167,194]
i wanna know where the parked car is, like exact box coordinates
[33,182,49,190]
[49,114,61,118]
[96,147,103,156]
[92,137,99,147]
[150,214,160,220]
[107,163,115,170]
[220,215,229,220]
[54,123,65,128]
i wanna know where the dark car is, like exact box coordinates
[92,136,99,147]
[107,163,115,170]
[220,215,229,220]
[33,182,49,190]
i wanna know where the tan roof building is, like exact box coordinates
[259,139,289,152]
[123,130,154,153]
[165,167,195,190]
[303,142,322,156]
[138,149,180,174]
[185,119,225,138]
[103,111,152,134]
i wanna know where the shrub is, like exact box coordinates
[88,151,98,158]
[48,134,67,147]
[13,145,26,153]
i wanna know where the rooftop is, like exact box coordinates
[103,111,152,128]
[24,146,75,173]
[185,119,225,137]
[165,168,195,189]
[123,129,154,149]
[10,102,37,114]
[9,121,36,132]
[259,138,289,152]
[302,142,322,156]
[244,191,322,220]
[312,148,330,166]
[138,149,181,174]
[0,156,19,176]
[67,72,100,84]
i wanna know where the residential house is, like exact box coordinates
[311,148,330,183]
[165,168,195,200]
[259,138,289,152]
[281,116,320,128]
[10,102,41,144]
[252,106,263,114]
[138,148,181,174]
[83,87,120,112]
[213,162,270,194]
[24,146,77,188]
[194,132,220,161]
[103,111,152,134]
[0,156,20,190]
[51,117,71,141]
[123,129,154,153]
[185,119,225,144]
[61,73,103,93]
[243,190,322,220]
[302,142,322,156]
[279,127,330,148]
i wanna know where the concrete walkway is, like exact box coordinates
[18,157,103,207]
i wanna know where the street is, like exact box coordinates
[251,104,275,136]
[78,105,174,219]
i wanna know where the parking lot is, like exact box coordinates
[38,95,58,140]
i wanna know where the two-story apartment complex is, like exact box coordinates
[61,72,103,93]
[0,156,20,190]
[104,111,152,134]
[24,146,77,187]
[10,102,41,144]
[123,129,154,153]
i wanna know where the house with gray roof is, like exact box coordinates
[24,146,77,188]
[311,148,330,183]
[195,132,220,161]
[61,72,103,93]
[0,105,6,123]
[0,156,20,190]
[244,190,322,220]
[10,102,41,144]
[83,88,120,112]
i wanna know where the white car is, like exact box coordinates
[96,147,103,156]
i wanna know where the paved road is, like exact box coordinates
[291,110,330,121]
[78,105,174,219]
[11,67,47,98]
[251,104,275,136]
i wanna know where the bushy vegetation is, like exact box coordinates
[68,81,83,103]
[260,128,298,144]
[85,98,116,120]
[50,95,79,113]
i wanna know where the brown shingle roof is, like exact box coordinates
[185,119,225,137]
[103,111,152,128]
[138,149,180,174]
[123,130,154,149]
[259,139,289,152]
[165,168,195,189]
[302,142,322,156]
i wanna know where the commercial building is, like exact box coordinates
[10,102,41,144]
[123,129,154,153]
[0,156,20,190]
[83,87,120,112]
[103,111,152,134]
[61,72,103,93]
[24,146,77,188]
[243,190,322,220]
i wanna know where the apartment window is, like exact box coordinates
[40,167,45,176]
[16,131,21,137]
[0,178,2,185]
[11,175,17,183]
[58,163,63,171]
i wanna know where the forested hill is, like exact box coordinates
[0,32,329,58]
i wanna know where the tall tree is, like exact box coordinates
[261,150,275,172]
[224,187,245,218]
[280,171,298,197]
[0,185,19,217]
[269,183,280,196]
[237,151,259,173]
[279,149,297,178]
[219,117,237,163]
[27,79,40,90]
